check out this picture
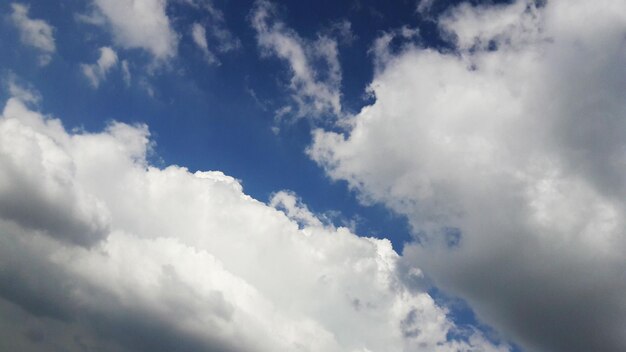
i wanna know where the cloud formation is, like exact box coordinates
[184,0,241,57]
[251,0,343,120]
[0,89,508,352]
[309,1,626,351]
[81,46,119,88]
[9,3,56,65]
[191,22,218,64]
[92,0,178,59]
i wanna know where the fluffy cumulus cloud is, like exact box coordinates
[92,0,178,59]
[0,90,509,352]
[251,0,343,120]
[81,46,119,88]
[9,3,56,65]
[309,1,626,351]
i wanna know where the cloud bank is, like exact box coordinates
[0,91,508,352]
[309,1,626,351]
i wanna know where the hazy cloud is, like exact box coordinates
[81,46,119,88]
[183,0,241,55]
[251,0,343,120]
[191,22,218,64]
[10,3,56,65]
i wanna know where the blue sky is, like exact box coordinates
[0,0,510,250]
[0,0,428,247]
[1,1,625,352]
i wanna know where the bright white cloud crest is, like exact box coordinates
[92,0,178,59]
[310,0,626,351]
[0,93,508,352]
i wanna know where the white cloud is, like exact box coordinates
[6,73,41,104]
[10,3,56,65]
[0,91,508,352]
[438,0,541,52]
[416,0,435,15]
[269,190,324,229]
[92,0,178,60]
[0,98,110,247]
[183,0,241,54]
[74,9,106,26]
[81,47,119,88]
[191,22,218,64]
[251,0,343,120]
[121,59,132,86]
[309,0,626,351]
[369,26,419,72]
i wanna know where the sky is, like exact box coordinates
[0,0,625,351]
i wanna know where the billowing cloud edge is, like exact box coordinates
[0,88,510,352]
[308,1,626,351]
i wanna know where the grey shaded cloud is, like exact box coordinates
[0,99,110,247]
[309,0,626,351]
[0,88,508,352]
